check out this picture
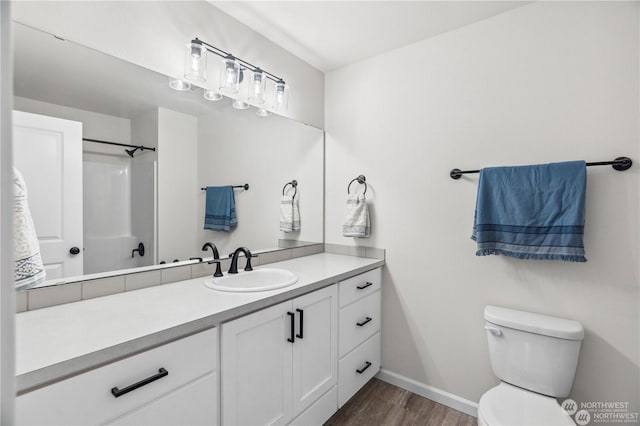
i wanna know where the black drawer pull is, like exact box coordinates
[356,361,372,374]
[357,317,372,327]
[296,308,304,339]
[287,311,295,343]
[111,368,168,398]
[356,282,373,290]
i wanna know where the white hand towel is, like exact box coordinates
[342,194,370,238]
[13,168,46,290]
[280,195,300,233]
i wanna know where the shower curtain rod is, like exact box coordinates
[83,138,157,152]
[450,156,632,180]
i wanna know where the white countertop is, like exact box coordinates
[16,253,383,392]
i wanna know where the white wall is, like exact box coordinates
[197,107,324,256]
[157,107,199,262]
[11,1,325,129]
[325,1,639,416]
[131,109,159,266]
[13,96,130,145]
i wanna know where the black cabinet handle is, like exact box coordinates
[356,361,372,374]
[69,247,80,255]
[296,308,304,339]
[111,368,168,398]
[287,312,295,343]
[356,282,373,290]
[357,317,372,327]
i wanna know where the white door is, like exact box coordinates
[13,111,83,280]
[292,284,338,417]
[221,300,294,426]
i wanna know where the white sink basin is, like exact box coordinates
[204,268,299,292]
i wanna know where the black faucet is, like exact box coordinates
[202,242,223,278]
[228,247,257,274]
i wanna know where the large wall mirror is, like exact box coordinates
[12,22,324,290]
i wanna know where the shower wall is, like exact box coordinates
[83,153,137,274]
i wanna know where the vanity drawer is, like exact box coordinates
[339,268,381,308]
[338,332,381,407]
[339,290,381,357]
[16,327,218,426]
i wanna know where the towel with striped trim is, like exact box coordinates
[471,161,587,262]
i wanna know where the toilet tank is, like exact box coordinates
[484,305,584,398]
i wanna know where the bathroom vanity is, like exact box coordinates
[14,253,383,425]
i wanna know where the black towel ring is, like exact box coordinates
[282,180,298,198]
[347,175,367,195]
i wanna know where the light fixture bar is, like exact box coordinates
[194,37,285,84]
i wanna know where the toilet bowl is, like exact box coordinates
[479,306,584,426]
[478,383,575,426]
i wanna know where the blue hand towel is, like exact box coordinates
[471,161,587,262]
[204,186,237,232]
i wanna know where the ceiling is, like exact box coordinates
[210,1,529,72]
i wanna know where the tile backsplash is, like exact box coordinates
[16,242,384,313]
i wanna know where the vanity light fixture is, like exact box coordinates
[232,99,250,110]
[184,39,207,82]
[256,108,272,117]
[203,89,223,101]
[220,54,242,94]
[273,79,289,111]
[248,69,266,104]
[169,79,191,91]
[183,37,288,112]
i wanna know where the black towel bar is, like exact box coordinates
[450,157,632,180]
[201,184,249,191]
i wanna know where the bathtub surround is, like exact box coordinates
[325,1,639,419]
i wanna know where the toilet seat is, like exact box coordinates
[478,382,575,426]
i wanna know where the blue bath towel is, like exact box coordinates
[204,186,237,232]
[471,161,587,262]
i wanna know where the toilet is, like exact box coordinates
[478,305,584,426]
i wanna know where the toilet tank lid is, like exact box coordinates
[484,306,584,340]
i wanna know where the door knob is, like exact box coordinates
[69,247,80,255]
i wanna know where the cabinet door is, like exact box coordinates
[221,300,294,426]
[292,284,338,417]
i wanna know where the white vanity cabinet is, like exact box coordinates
[221,284,338,426]
[16,328,218,426]
[337,268,382,407]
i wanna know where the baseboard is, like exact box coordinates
[376,369,478,418]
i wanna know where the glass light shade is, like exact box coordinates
[273,80,289,111]
[232,99,250,110]
[256,108,271,117]
[203,89,223,101]
[184,40,207,82]
[219,56,240,94]
[248,70,266,104]
[169,79,191,91]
